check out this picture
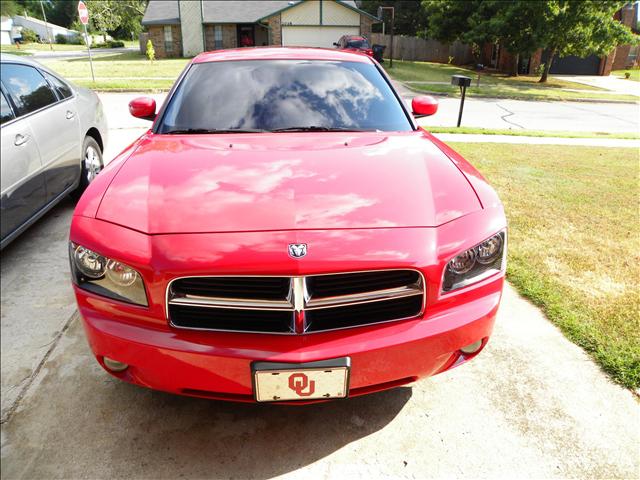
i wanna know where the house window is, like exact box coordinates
[214,25,223,49]
[164,25,173,53]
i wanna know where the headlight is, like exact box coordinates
[69,243,148,306]
[442,231,506,293]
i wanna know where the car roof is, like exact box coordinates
[193,46,373,64]
[0,53,44,67]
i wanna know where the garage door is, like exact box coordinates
[542,50,601,75]
[282,26,359,48]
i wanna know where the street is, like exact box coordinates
[1,89,639,479]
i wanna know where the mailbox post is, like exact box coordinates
[451,75,472,127]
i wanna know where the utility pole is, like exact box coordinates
[40,0,53,51]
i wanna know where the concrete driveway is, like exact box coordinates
[1,91,639,479]
[553,75,640,97]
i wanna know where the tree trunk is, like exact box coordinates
[539,48,556,83]
[510,53,519,77]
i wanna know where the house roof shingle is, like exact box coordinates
[142,1,365,26]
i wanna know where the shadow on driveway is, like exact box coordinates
[2,318,412,478]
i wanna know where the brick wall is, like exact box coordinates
[265,14,281,46]
[147,25,182,58]
[204,24,237,50]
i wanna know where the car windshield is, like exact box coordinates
[157,60,412,133]
[346,39,370,49]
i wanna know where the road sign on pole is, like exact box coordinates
[78,1,89,24]
[77,1,95,82]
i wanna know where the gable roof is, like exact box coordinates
[142,1,372,26]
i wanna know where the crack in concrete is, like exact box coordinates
[0,310,79,425]
[496,103,525,129]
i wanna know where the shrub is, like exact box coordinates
[20,28,37,43]
[624,72,631,79]
[55,34,67,44]
[94,40,125,48]
[535,63,546,76]
[146,39,155,61]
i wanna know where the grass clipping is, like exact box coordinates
[452,143,640,389]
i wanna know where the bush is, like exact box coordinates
[20,28,37,43]
[55,34,67,44]
[94,40,125,48]
[146,39,155,61]
[624,72,631,79]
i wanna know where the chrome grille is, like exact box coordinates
[167,270,425,334]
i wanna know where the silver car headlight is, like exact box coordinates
[442,231,506,293]
[69,243,148,306]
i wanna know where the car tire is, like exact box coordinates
[72,136,103,200]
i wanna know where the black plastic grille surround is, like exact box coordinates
[168,270,424,334]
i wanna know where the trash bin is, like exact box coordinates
[372,44,386,63]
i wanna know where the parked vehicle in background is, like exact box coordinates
[69,47,506,404]
[0,54,107,249]
[334,35,374,58]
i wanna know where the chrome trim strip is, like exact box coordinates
[305,284,423,310]
[169,294,294,310]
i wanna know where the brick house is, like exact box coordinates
[481,2,638,76]
[142,0,378,59]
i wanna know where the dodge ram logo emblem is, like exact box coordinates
[288,243,307,258]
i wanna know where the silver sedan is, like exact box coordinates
[1,53,108,249]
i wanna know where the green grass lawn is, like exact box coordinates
[611,68,640,82]
[0,40,138,54]
[451,143,639,389]
[39,52,189,91]
[387,60,638,102]
[425,127,640,140]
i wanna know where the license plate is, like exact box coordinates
[252,358,350,402]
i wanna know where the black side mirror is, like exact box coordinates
[333,42,339,47]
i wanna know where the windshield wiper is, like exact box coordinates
[164,128,266,134]
[270,126,376,133]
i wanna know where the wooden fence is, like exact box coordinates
[370,33,473,65]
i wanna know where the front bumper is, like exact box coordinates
[75,282,501,402]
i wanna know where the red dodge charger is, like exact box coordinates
[70,47,506,403]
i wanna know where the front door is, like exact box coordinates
[237,24,255,47]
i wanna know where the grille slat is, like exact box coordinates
[305,296,424,332]
[169,305,294,333]
[167,270,424,334]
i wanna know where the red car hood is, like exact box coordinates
[96,132,481,234]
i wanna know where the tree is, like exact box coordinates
[1,0,18,17]
[537,0,637,82]
[83,0,146,41]
[484,1,548,76]
[359,1,429,37]
[47,0,78,29]
[422,0,501,62]
[423,0,638,82]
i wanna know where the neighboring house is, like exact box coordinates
[141,0,379,58]
[481,2,639,76]
[12,15,79,43]
[0,16,12,45]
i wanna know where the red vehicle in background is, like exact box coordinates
[334,35,374,58]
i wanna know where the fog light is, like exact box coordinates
[103,356,128,372]
[460,340,483,354]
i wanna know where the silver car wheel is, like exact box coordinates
[84,145,102,183]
